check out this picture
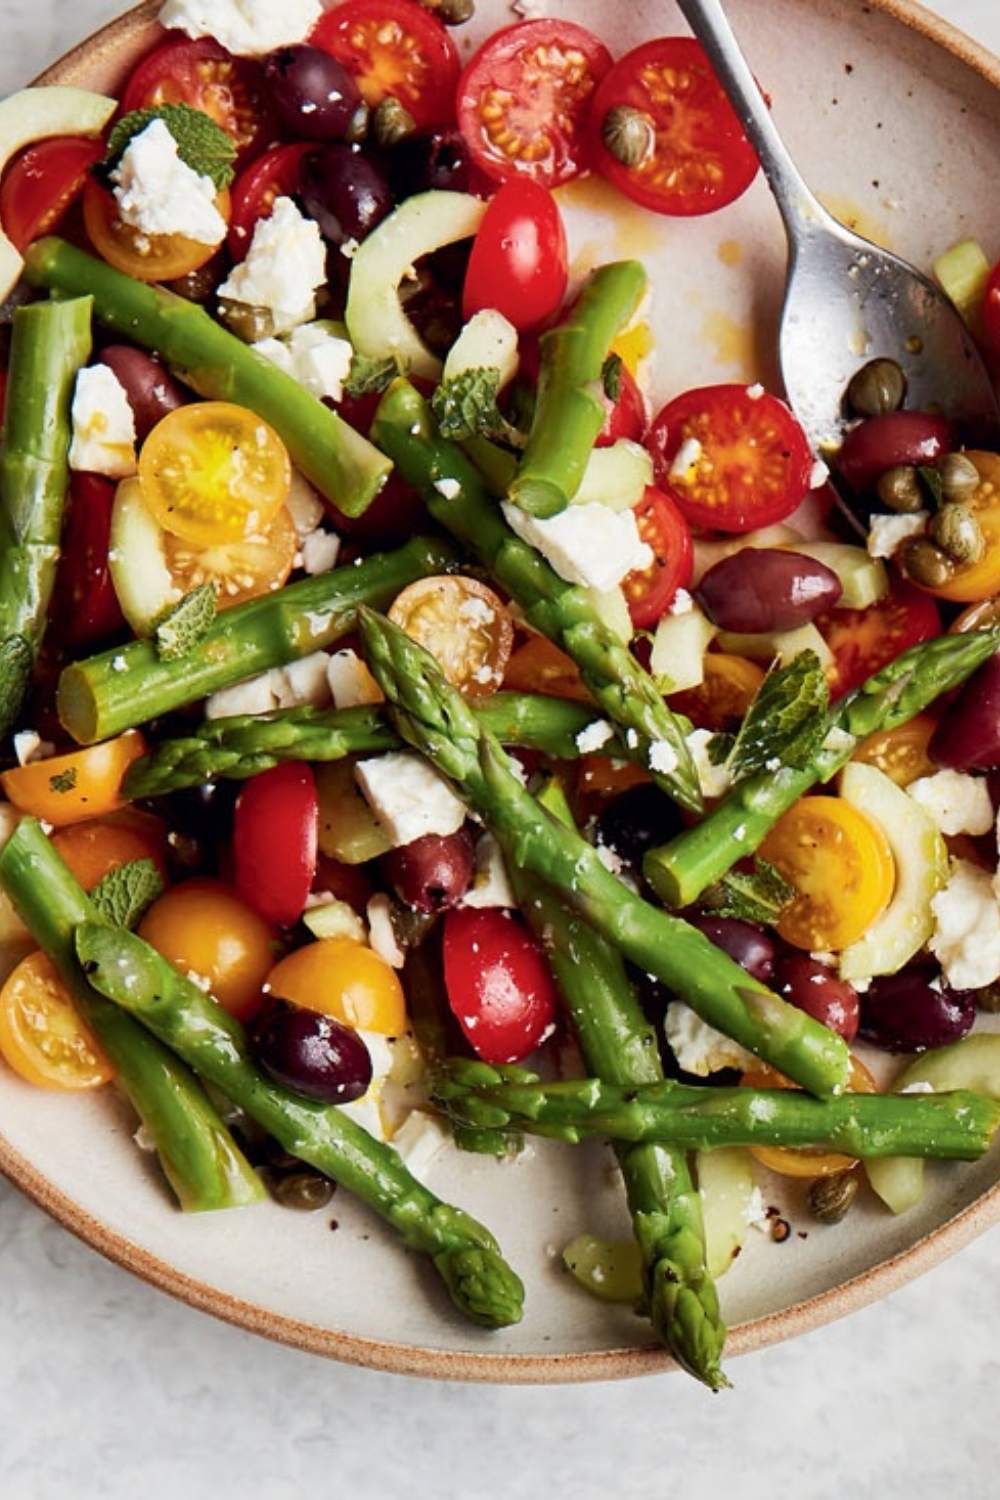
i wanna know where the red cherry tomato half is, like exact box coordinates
[227,142,313,260]
[647,383,813,533]
[463,180,568,332]
[53,473,125,650]
[456,19,612,189]
[588,37,759,217]
[233,764,319,927]
[121,37,275,166]
[623,486,694,630]
[442,907,558,1065]
[984,258,1000,361]
[835,411,952,493]
[311,0,460,132]
[597,361,647,447]
[817,574,940,700]
[0,137,104,253]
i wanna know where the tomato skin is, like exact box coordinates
[456,19,612,189]
[228,142,313,261]
[388,575,514,697]
[0,732,147,827]
[818,575,940,700]
[52,473,125,651]
[266,937,406,1035]
[623,486,694,629]
[311,0,460,131]
[442,907,558,1065]
[52,817,168,890]
[0,951,113,1091]
[139,877,275,1023]
[588,38,759,217]
[0,137,103,253]
[233,765,318,927]
[597,362,647,448]
[121,36,275,165]
[463,181,568,332]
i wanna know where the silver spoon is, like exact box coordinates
[675,0,1000,458]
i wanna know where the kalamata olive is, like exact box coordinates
[694,548,842,634]
[686,914,776,983]
[930,649,1000,770]
[300,145,393,248]
[253,1003,373,1102]
[382,827,475,913]
[860,970,975,1052]
[837,411,951,492]
[594,784,684,872]
[162,780,240,843]
[387,130,478,198]
[263,46,368,142]
[774,955,860,1042]
[95,345,187,440]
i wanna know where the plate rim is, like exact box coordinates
[4,0,1000,1384]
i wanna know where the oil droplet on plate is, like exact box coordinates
[817,193,893,250]
[717,239,744,268]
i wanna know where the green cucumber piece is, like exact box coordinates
[302,898,367,942]
[715,621,834,668]
[584,584,633,644]
[696,1146,756,1279]
[790,542,889,610]
[933,238,991,324]
[571,440,652,512]
[650,605,717,691]
[562,1234,642,1303]
[443,309,519,388]
[108,477,183,635]
[316,760,393,865]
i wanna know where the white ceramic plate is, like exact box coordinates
[4,0,1000,1383]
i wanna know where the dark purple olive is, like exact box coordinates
[382,828,475,913]
[254,1004,373,1102]
[930,650,1000,771]
[162,780,240,843]
[300,145,393,247]
[594,785,684,872]
[686,914,776,983]
[387,131,477,198]
[695,549,842,634]
[96,345,187,440]
[774,955,860,1042]
[837,411,951,492]
[263,46,367,141]
[860,970,975,1052]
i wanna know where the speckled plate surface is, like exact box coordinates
[3,0,1000,1383]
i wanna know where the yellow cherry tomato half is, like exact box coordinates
[51,817,168,891]
[389,576,514,697]
[83,178,230,282]
[0,731,147,827]
[670,653,766,733]
[266,937,407,1036]
[0,951,113,1090]
[741,1057,877,1178]
[914,451,1000,603]
[139,877,275,1023]
[138,402,291,547]
[162,502,298,609]
[852,713,937,788]
[759,795,895,951]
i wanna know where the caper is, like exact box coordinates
[807,1170,859,1225]
[166,258,222,305]
[389,902,440,951]
[937,452,980,505]
[846,357,907,418]
[421,0,475,21]
[876,464,924,513]
[601,105,655,169]
[929,503,985,565]
[900,536,955,589]
[217,298,275,344]
[373,96,417,148]
[270,1170,336,1212]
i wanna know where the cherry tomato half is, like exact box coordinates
[83,178,230,283]
[0,732,147,827]
[266,937,406,1035]
[669,652,765,732]
[622,486,694,629]
[0,136,103,253]
[52,816,168,891]
[588,37,760,217]
[443,907,558,1064]
[463,180,568,332]
[0,951,113,1090]
[311,0,459,131]
[852,714,937,788]
[456,19,612,189]
[52,473,125,650]
[389,575,514,697]
[502,634,591,704]
[160,505,299,611]
[817,574,940,700]
[120,36,275,165]
[227,142,313,261]
[597,361,647,448]
[647,383,813,533]
[233,765,318,928]
[139,878,275,1023]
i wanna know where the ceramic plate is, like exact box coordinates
[3,0,1000,1383]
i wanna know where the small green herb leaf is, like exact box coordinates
[701,859,795,927]
[155,585,217,661]
[432,366,521,444]
[49,768,78,794]
[727,650,830,783]
[0,634,32,740]
[601,352,623,403]
[91,858,165,930]
[106,103,237,191]
[345,352,400,397]
[918,465,945,508]
[706,732,734,767]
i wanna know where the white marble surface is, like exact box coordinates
[3,2,1000,1496]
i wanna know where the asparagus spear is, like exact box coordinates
[0,819,264,1212]
[74,922,524,1329]
[358,608,852,1097]
[23,237,391,517]
[58,535,456,744]
[434,1061,1000,1160]
[0,296,92,736]
[371,379,701,814]
[509,262,648,518]
[643,629,1000,909]
[514,778,726,1389]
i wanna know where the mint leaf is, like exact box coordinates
[432,367,521,444]
[918,465,945,508]
[49,768,78,794]
[345,352,400,397]
[0,634,32,739]
[701,859,795,926]
[106,103,237,191]
[706,732,734,767]
[155,584,216,661]
[727,650,830,783]
[602,353,623,402]
[91,858,164,930]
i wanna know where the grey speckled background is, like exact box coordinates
[2,3,1000,1497]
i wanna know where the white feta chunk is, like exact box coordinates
[326,648,384,709]
[158,0,323,55]
[686,727,733,799]
[809,459,831,489]
[204,671,277,720]
[575,719,614,755]
[355,751,467,846]
[746,383,765,401]
[111,118,226,247]
[908,770,994,837]
[669,588,694,616]
[13,731,53,766]
[668,436,703,483]
[433,477,461,500]
[500,500,653,593]
[338,1030,396,1138]
[366,894,405,969]
[930,859,1000,990]
[511,0,549,14]
[255,323,353,402]
[272,651,332,710]
[300,529,341,575]
[391,1109,450,1181]
[284,470,325,537]
[218,196,327,335]
[69,365,137,478]
[462,833,516,910]
[866,511,928,559]
[664,1002,755,1076]
[649,740,678,775]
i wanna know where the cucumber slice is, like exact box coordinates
[443,309,518,389]
[838,762,948,981]
[692,525,802,585]
[345,191,487,381]
[696,1147,756,1279]
[572,440,652,512]
[316,760,393,865]
[108,478,183,636]
[650,605,717,691]
[789,542,889,610]
[932,238,991,324]
[302,898,367,943]
[584,584,633,644]
[562,1234,642,1303]
[715,621,834,668]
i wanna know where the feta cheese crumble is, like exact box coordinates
[746,383,765,401]
[575,720,614,755]
[500,500,653,594]
[462,833,517,910]
[218,197,327,335]
[254,323,354,402]
[649,740,679,775]
[664,1002,755,1076]
[204,651,332,719]
[669,436,703,483]
[433,477,461,501]
[300,529,341,576]
[366,894,405,969]
[327,648,384,709]
[929,859,1000,990]
[158,0,323,56]
[809,459,831,489]
[686,728,733,799]
[13,731,53,766]
[866,511,928,559]
[908,770,994,837]
[669,588,694,616]
[69,365,137,478]
[355,752,467,846]
[111,119,226,247]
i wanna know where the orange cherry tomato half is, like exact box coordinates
[623,486,694,629]
[83,179,230,283]
[389,575,514,697]
[670,653,766,733]
[741,1057,876,1178]
[51,817,168,891]
[817,575,940,700]
[0,951,113,1090]
[311,0,460,131]
[502,634,592,704]
[139,878,276,1024]
[266,937,407,1036]
[0,136,103,252]
[120,36,276,165]
[0,732,147,828]
[852,714,937,788]
[161,503,298,610]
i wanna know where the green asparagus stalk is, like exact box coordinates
[358,608,852,1098]
[0,819,264,1212]
[509,262,648,517]
[23,237,391,517]
[74,921,524,1329]
[371,379,701,814]
[0,296,93,735]
[643,628,1000,909]
[514,777,726,1389]
[58,535,457,744]
[433,1061,1000,1160]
